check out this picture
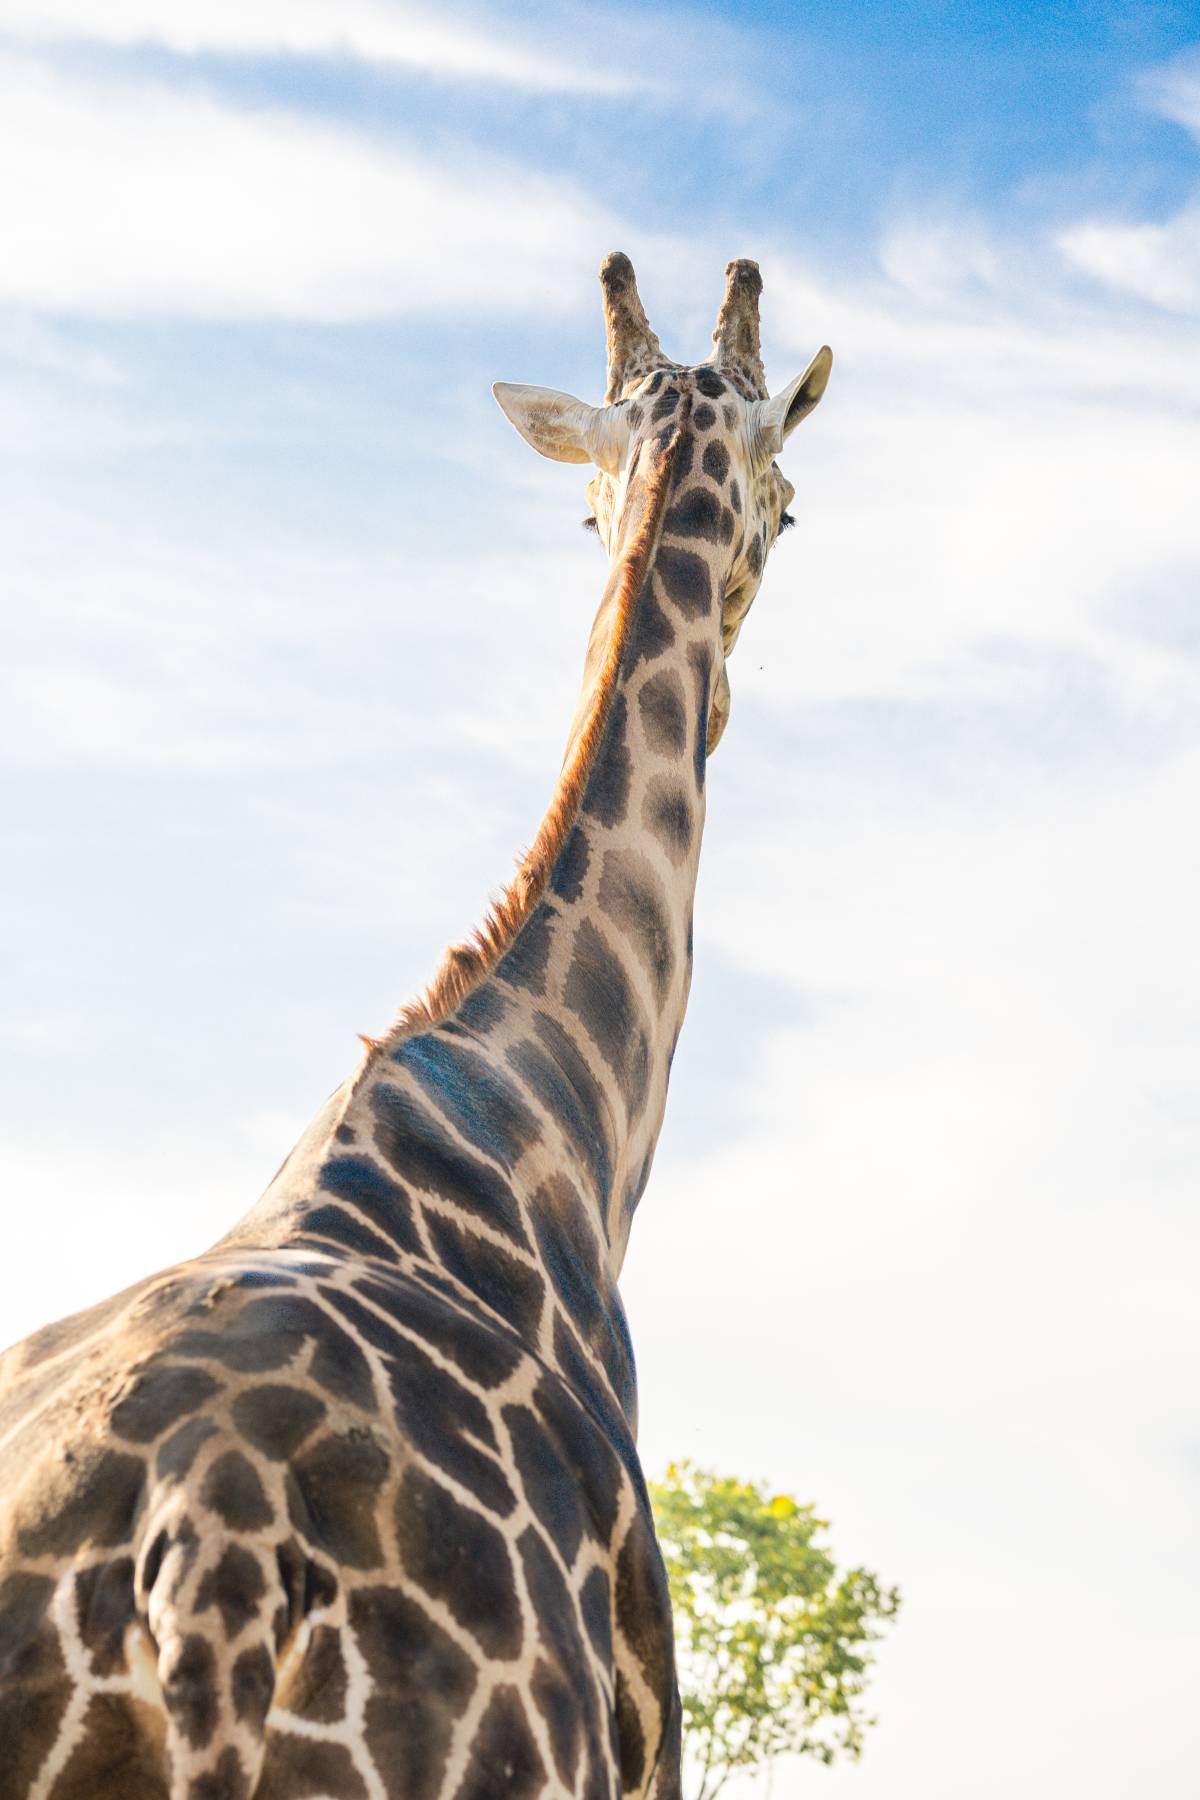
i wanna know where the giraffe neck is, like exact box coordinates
[444,433,716,1267]
[234,396,723,1426]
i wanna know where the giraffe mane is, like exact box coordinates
[372,411,687,1054]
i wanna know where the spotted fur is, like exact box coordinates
[0,256,828,1798]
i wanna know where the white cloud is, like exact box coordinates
[3,148,1198,762]
[0,171,1194,1800]
[0,0,646,96]
[878,214,1002,302]
[0,311,125,384]
[1140,48,1200,140]
[764,232,1200,404]
[1052,50,1200,313]
[0,1132,290,1348]
[704,237,1200,720]
[0,487,600,773]
[0,53,623,318]
[625,726,1200,1800]
[0,1007,99,1053]
[1,58,1199,1795]
[1058,208,1200,313]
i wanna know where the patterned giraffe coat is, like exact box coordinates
[0,254,830,1800]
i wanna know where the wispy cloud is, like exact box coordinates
[0,1132,288,1345]
[720,227,1200,723]
[0,0,648,96]
[2,17,1198,1798]
[0,53,624,318]
[629,674,1200,1800]
[1054,49,1200,313]
[4,152,1197,774]
[1140,46,1200,139]
[1058,207,1200,313]
[0,511,599,775]
[0,312,125,384]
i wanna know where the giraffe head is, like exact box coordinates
[494,251,831,748]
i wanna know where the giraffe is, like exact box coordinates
[0,253,831,1800]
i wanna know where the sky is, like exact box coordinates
[1,1,1199,1793]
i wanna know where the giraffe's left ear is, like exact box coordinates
[748,345,833,463]
[493,382,626,474]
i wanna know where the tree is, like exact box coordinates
[649,1463,901,1800]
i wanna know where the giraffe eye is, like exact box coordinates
[777,512,796,533]
[582,516,600,533]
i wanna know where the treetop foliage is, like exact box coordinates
[649,1462,901,1800]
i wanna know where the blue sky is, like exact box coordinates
[2,3,1199,1795]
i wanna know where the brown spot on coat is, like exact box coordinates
[642,779,694,865]
[110,1365,222,1445]
[350,1586,474,1799]
[655,543,713,617]
[455,1685,547,1800]
[637,668,688,756]
[394,1468,521,1660]
[598,851,676,1003]
[287,1432,390,1570]
[233,1385,327,1461]
[18,1450,145,1556]
[202,1452,272,1532]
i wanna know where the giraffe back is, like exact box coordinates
[0,1238,680,1799]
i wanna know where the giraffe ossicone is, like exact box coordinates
[0,254,830,1799]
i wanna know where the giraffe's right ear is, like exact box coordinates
[492,383,626,474]
[747,346,833,465]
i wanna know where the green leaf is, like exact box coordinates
[649,1462,901,1794]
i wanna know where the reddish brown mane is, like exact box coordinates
[372,418,684,1052]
